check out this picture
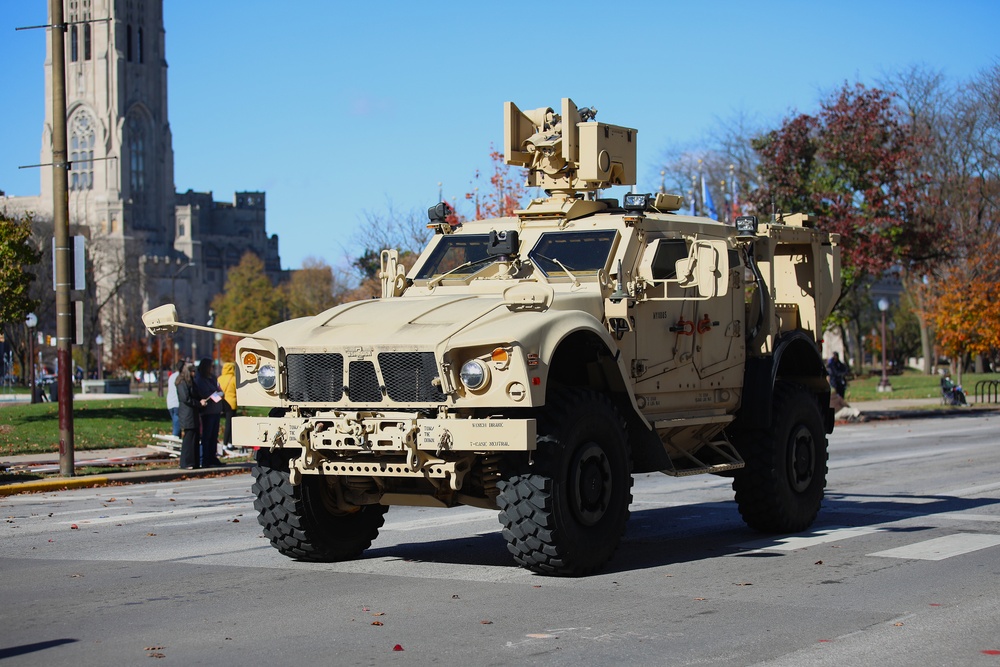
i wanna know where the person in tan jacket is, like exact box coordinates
[218,361,238,449]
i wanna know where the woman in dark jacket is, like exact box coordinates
[176,363,201,469]
[194,358,225,467]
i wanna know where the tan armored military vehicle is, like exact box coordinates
[144,98,841,576]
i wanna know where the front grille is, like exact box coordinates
[286,353,343,402]
[284,351,443,404]
[347,360,381,402]
[380,352,445,402]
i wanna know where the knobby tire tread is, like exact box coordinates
[497,388,632,576]
[252,449,387,562]
[732,382,828,533]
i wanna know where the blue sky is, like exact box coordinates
[2,1,998,271]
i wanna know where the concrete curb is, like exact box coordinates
[0,463,253,497]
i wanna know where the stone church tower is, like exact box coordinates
[43,0,175,251]
[3,0,285,363]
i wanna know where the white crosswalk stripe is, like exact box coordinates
[868,533,1000,561]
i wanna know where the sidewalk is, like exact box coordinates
[0,391,142,404]
[842,396,998,420]
[0,446,253,497]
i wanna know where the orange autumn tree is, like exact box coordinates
[929,240,1000,385]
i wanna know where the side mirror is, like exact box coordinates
[674,241,729,297]
[142,303,179,334]
[675,256,697,289]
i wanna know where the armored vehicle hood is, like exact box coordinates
[261,291,604,350]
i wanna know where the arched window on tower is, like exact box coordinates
[84,23,91,60]
[127,115,146,194]
[138,27,144,63]
[126,24,133,62]
[69,111,95,191]
[70,24,79,62]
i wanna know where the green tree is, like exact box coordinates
[210,252,282,334]
[0,211,42,323]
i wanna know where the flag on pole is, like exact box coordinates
[730,174,740,222]
[701,174,718,220]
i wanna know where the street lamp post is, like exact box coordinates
[214,332,223,373]
[878,298,892,392]
[26,313,38,404]
[170,260,195,305]
[95,334,104,380]
[157,336,164,397]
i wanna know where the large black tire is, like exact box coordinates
[252,448,387,562]
[732,382,828,533]
[497,389,632,576]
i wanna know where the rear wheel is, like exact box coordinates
[252,448,387,561]
[497,389,632,576]
[732,383,827,532]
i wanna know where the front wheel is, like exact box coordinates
[252,448,387,562]
[731,383,828,533]
[497,389,632,576]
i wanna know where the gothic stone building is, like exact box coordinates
[1,0,285,361]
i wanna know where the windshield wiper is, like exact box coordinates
[531,253,581,287]
[426,255,495,287]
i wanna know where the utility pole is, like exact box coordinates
[51,0,75,476]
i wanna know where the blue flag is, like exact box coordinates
[701,174,718,220]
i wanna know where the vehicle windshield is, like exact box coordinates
[415,234,492,280]
[415,230,618,282]
[528,231,617,278]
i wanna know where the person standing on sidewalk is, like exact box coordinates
[176,363,201,469]
[166,361,185,438]
[218,361,238,450]
[194,358,225,467]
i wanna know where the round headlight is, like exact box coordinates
[459,359,489,391]
[257,364,277,391]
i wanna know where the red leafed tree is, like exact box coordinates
[749,83,946,371]
[752,83,942,283]
[464,146,528,220]
[111,335,158,375]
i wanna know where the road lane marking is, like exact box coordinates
[936,512,1000,523]
[942,481,1000,497]
[735,526,883,552]
[381,510,495,532]
[868,533,1000,560]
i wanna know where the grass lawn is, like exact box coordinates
[845,370,999,402]
[0,391,269,457]
[0,394,171,456]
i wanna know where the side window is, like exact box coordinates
[649,239,688,280]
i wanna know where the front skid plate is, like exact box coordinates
[233,414,536,453]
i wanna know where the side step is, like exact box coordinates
[659,433,744,477]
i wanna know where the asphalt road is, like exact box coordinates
[2,411,999,666]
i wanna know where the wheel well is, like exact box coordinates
[547,331,670,472]
[734,331,832,432]
[547,330,623,395]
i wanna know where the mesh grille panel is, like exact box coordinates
[286,354,343,402]
[285,351,444,404]
[347,360,382,402]
[380,352,444,402]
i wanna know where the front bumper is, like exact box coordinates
[234,412,536,490]
[234,412,536,454]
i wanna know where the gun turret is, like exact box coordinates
[504,98,637,195]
